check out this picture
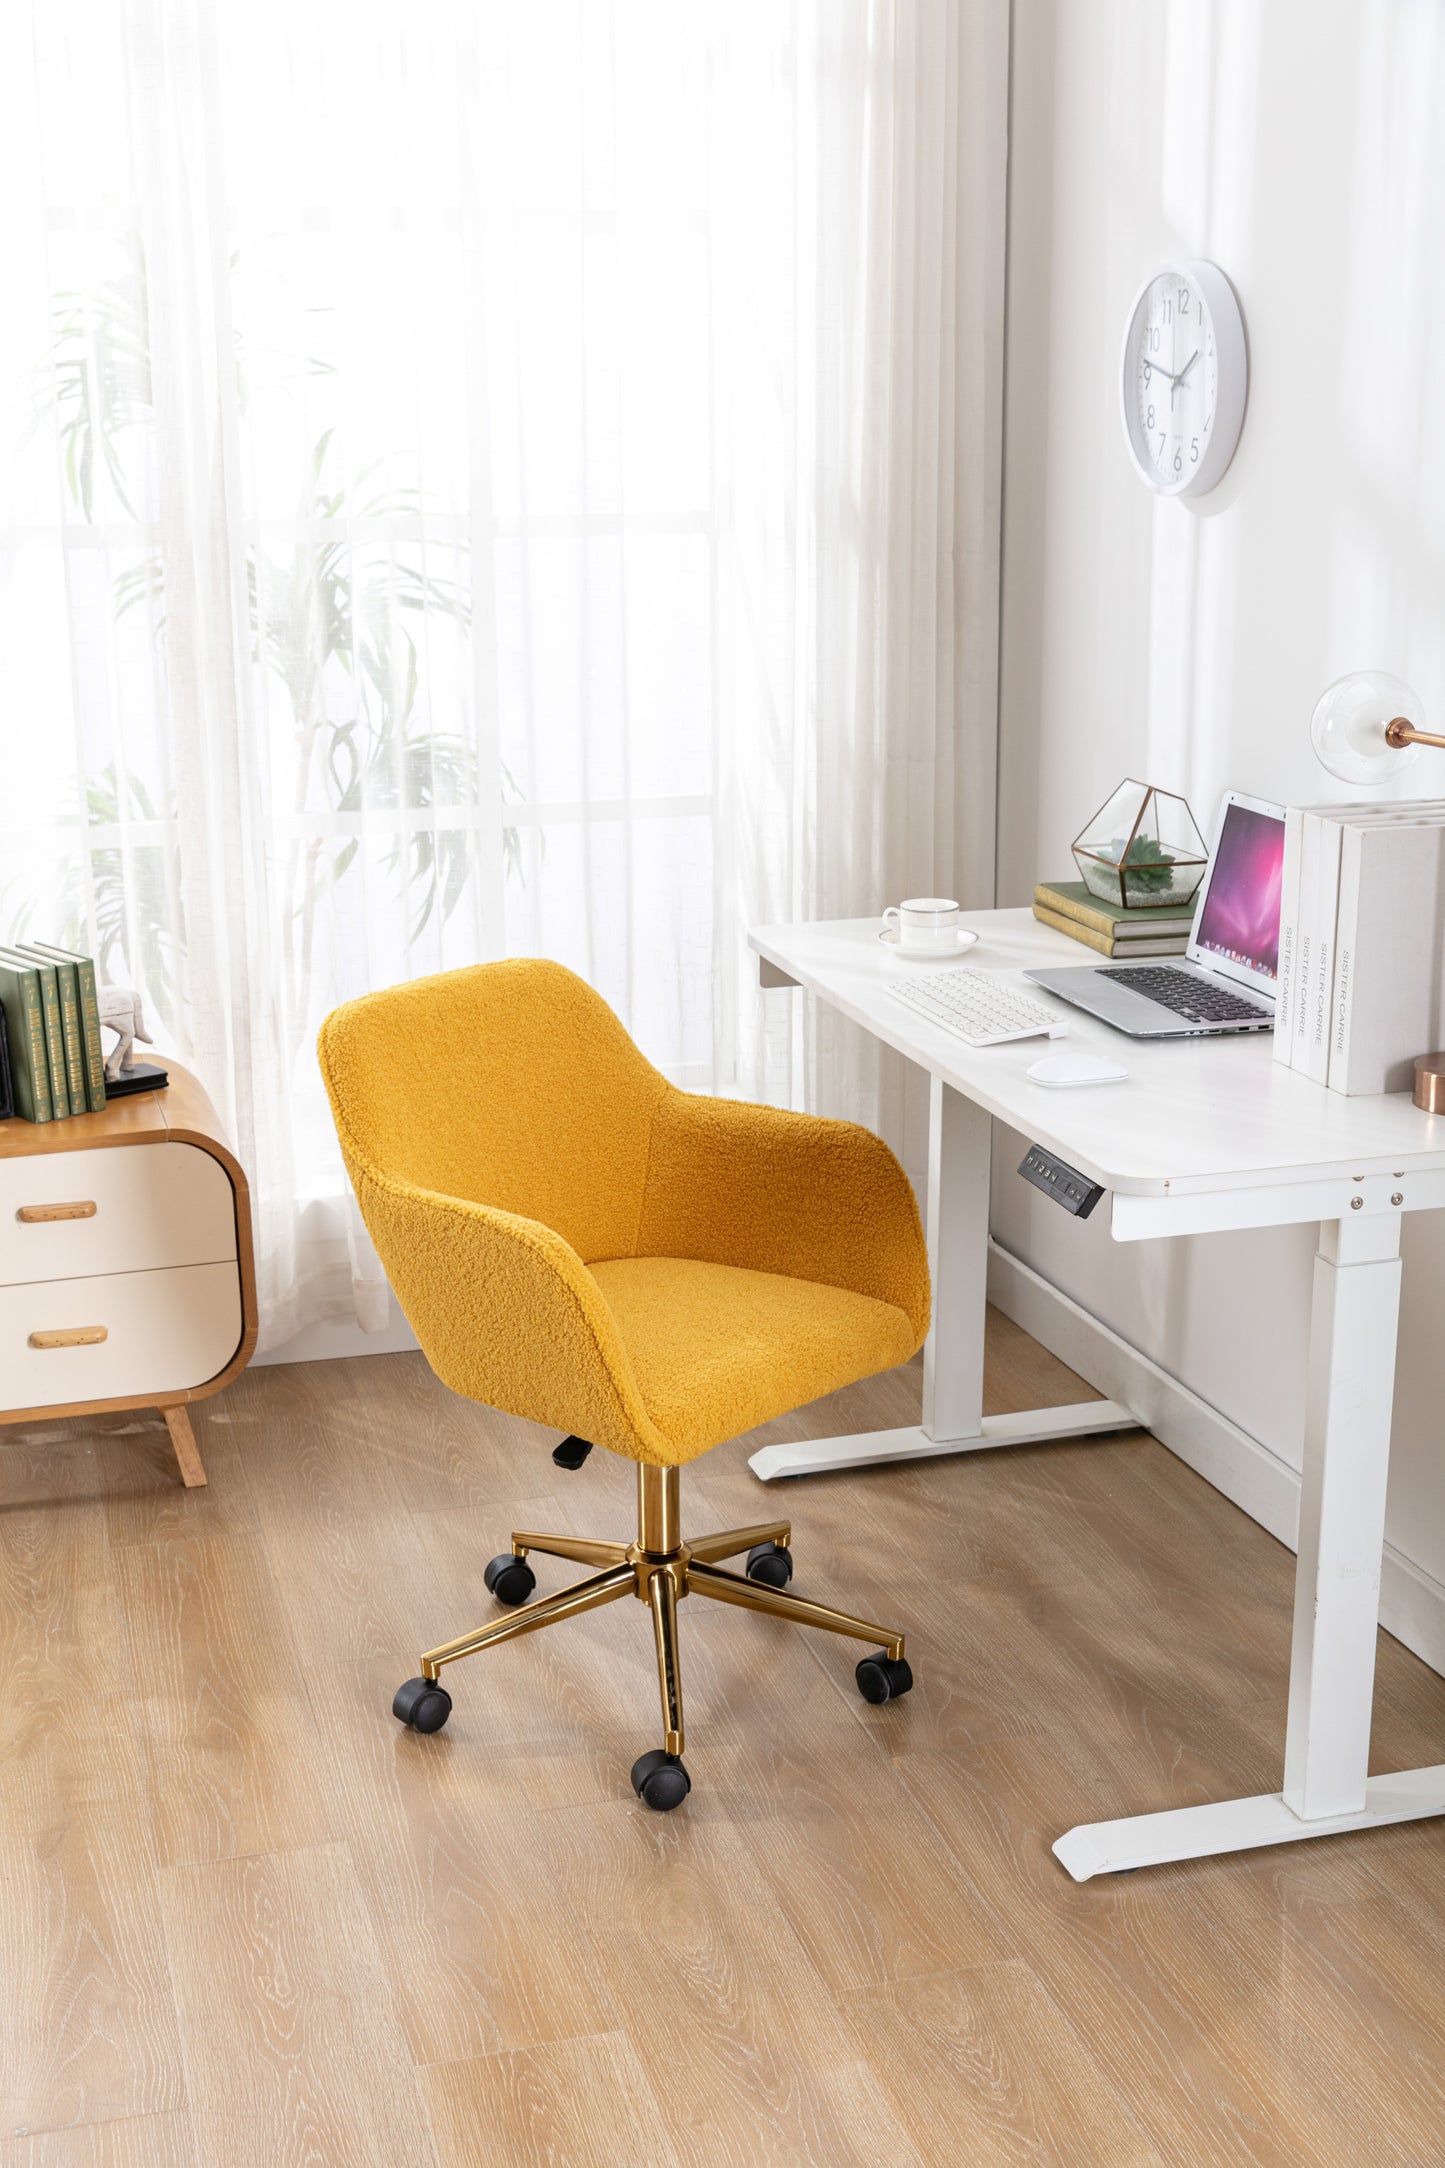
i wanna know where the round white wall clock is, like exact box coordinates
[1119,260,1246,498]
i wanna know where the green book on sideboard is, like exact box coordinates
[0,951,54,1122]
[23,941,107,1109]
[17,945,87,1112]
[19,951,69,1117]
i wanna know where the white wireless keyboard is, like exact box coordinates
[888,968,1067,1047]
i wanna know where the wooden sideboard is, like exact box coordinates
[0,1061,258,1486]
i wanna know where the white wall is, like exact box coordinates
[996,1,1445,1619]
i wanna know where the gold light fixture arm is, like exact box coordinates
[1385,717,1445,752]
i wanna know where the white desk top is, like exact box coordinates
[750,911,1445,1198]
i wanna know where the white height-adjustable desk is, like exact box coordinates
[750,910,1445,1880]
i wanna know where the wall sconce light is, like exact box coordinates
[1309,669,1433,786]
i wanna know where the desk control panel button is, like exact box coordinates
[1017,1144,1105,1220]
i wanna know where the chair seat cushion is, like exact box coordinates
[586,1256,916,1462]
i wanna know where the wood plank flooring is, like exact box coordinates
[3,1309,1445,2164]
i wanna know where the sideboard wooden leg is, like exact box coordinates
[162,1405,208,1488]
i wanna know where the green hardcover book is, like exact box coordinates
[0,952,53,1122]
[7,949,70,1117]
[17,945,86,1113]
[24,942,106,1109]
[1034,879,1197,940]
[1033,904,1189,958]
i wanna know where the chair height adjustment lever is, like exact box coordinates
[552,1435,594,1470]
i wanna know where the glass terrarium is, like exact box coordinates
[1072,780,1208,911]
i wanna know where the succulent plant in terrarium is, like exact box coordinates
[1072,780,1208,911]
[1100,829,1177,893]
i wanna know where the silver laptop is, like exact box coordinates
[1026,791,1285,1038]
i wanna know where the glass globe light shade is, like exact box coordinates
[1310,670,1424,787]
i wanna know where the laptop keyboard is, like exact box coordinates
[1096,965,1268,1025]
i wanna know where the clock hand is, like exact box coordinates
[1167,347,1200,410]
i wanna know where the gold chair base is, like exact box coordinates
[416,1463,905,1759]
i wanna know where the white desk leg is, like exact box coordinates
[1054,1211,1445,1880]
[922,1076,990,1442]
[1284,1212,1402,1817]
[749,1075,1138,1481]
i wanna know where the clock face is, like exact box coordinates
[1131,273,1216,490]
[1120,260,1246,498]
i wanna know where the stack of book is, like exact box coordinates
[0,942,108,1124]
[1032,880,1195,960]
[1275,800,1445,1095]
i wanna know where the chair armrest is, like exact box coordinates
[347,1160,671,1464]
[636,1089,930,1343]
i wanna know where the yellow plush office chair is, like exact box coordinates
[319,960,929,1810]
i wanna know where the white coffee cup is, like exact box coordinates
[882,897,961,954]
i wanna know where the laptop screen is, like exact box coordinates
[1190,799,1286,985]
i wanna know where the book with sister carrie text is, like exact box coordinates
[1331,811,1445,1094]
[1274,799,1445,1088]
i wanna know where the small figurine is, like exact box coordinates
[98,985,154,1082]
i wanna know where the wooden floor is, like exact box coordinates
[4,1312,1445,2165]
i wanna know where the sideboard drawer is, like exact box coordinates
[0,1263,243,1410]
[0,1144,237,1288]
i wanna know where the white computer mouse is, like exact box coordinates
[1026,1051,1129,1088]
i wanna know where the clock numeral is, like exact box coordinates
[1190,437,1200,462]
[1178,287,1189,314]
[1156,433,1166,458]
[1146,403,1155,430]
[1149,327,1160,353]
[1142,362,1151,387]
[1162,298,1172,323]
[1173,447,1183,474]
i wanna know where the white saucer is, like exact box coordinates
[878,926,979,961]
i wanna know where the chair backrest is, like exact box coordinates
[319,959,668,1262]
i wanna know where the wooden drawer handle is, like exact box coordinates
[17,1201,98,1223]
[28,1326,108,1350]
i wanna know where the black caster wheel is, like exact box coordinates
[856,1651,914,1704]
[484,1553,537,1606]
[552,1434,594,1470]
[745,1541,793,1588]
[393,1676,453,1733]
[630,1748,691,1812]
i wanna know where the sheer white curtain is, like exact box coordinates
[1,0,1005,1348]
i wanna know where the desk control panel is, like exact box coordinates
[1018,1143,1105,1220]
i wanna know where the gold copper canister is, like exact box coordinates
[1413,1054,1445,1113]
